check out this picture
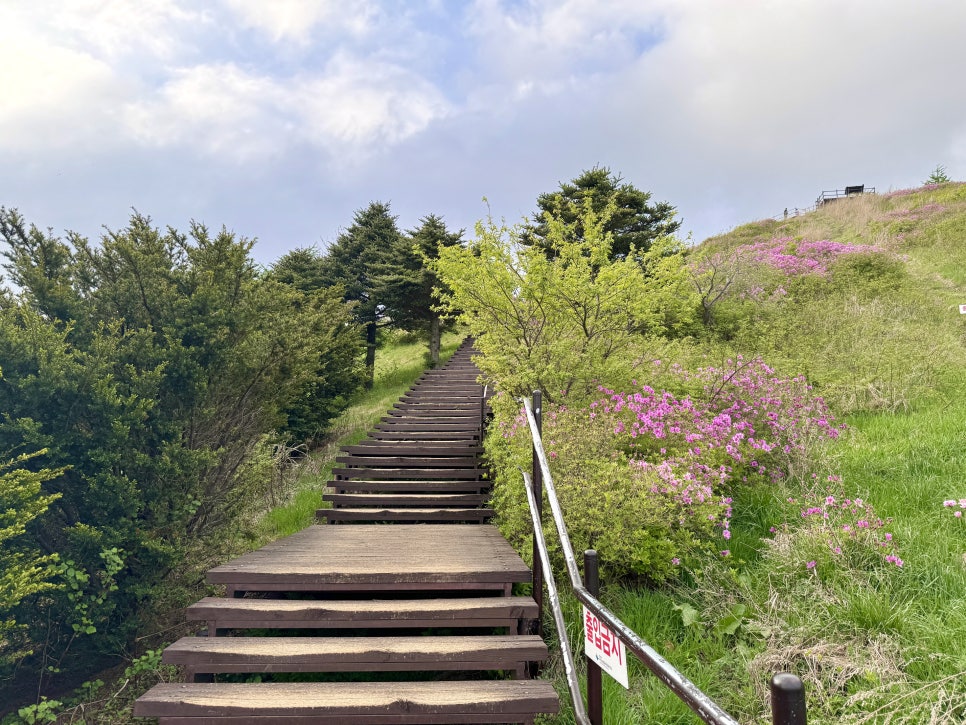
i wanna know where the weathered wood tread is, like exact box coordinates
[323,493,489,507]
[339,444,483,456]
[134,680,560,721]
[319,507,495,523]
[334,456,480,468]
[206,525,529,592]
[326,480,490,493]
[164,635,548,675]
[185,595,538,630]
[332,467,485,480]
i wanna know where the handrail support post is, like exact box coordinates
[771,673,807,724]
[584,550,603,725]
[530,390,544,640]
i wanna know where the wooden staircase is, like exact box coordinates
[134,341,559,724]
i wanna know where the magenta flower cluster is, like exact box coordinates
[581,359,840,540]
[744,237,884,276]
[886,203,947,220]
[884,183,944,198]
[943,498,966,519]
[787,489,903,568]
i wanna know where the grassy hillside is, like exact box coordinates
[530,184,966,723]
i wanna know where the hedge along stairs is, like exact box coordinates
[134,339,560,724]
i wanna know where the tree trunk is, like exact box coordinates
[429,314,441,368]
[364,321,377,389]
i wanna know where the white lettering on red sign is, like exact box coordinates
[583,606,629,688]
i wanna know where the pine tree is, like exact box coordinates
[522,166,680,262]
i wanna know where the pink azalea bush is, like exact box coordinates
[744,237,884,276]
[489,359,845,581]
[767,483,903,575]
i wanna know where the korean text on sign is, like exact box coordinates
[583,606,629,688]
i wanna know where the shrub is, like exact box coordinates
[488,359,843,581]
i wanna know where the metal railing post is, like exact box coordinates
[771,673,807,724]
[531,390,544,639]
[584,550,603,725]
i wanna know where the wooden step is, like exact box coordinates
[374,422,481,432]
[186,596,538,632]
[332,467,485,480]
[368,430,480,441]
[326,479,491,493]
[134,680,560,723]
[393,401,480,409]
[386,409,480,418]
[324,493,489,507]
[164,635,548,679]
[206,525,530,595]
[340,444,483,456]
[335,456,480,468]
[319,507,495,523]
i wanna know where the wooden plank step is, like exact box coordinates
[323,493,489,507]
[334,456,480,468]
[340,444,483,456]
[332,468,485,480]
[368,431,480,441]
[393,401,480,408]
[374,422,481,432]
[319,508,495,523]
[185,596,538,631]
[134,680,560,722]
[206,525,530,593]
[164,635,548,678]
[327,480,490,493]
[386,409,479,419]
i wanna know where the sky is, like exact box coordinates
[3,0,966,267]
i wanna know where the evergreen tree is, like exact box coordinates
[376,215,463,365]
[320,202,401,387]
[522,166,680,261]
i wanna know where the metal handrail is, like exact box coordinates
[518,392,806,724]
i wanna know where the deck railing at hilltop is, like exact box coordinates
[519,390,808,725]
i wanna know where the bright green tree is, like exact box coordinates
[432,199,693,402]
[0,446,64,668]
[522,166,681,262]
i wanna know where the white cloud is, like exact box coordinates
[122,64,289,161]
[222,0,376,43]
[123,55,450,162]
[296,54,450,152]
[0,33,128,151]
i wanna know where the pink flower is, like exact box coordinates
[806,561,816,569]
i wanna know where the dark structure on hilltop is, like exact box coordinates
[816,184,875,205]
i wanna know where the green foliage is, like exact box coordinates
[925,164,951,184]
[0,450,64,667]
[432,201,695,402]
[487,401,724,583]
[319,201,402,385]
[522,166,681,261]
[377,214,463,365]
[0,208,353,693]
